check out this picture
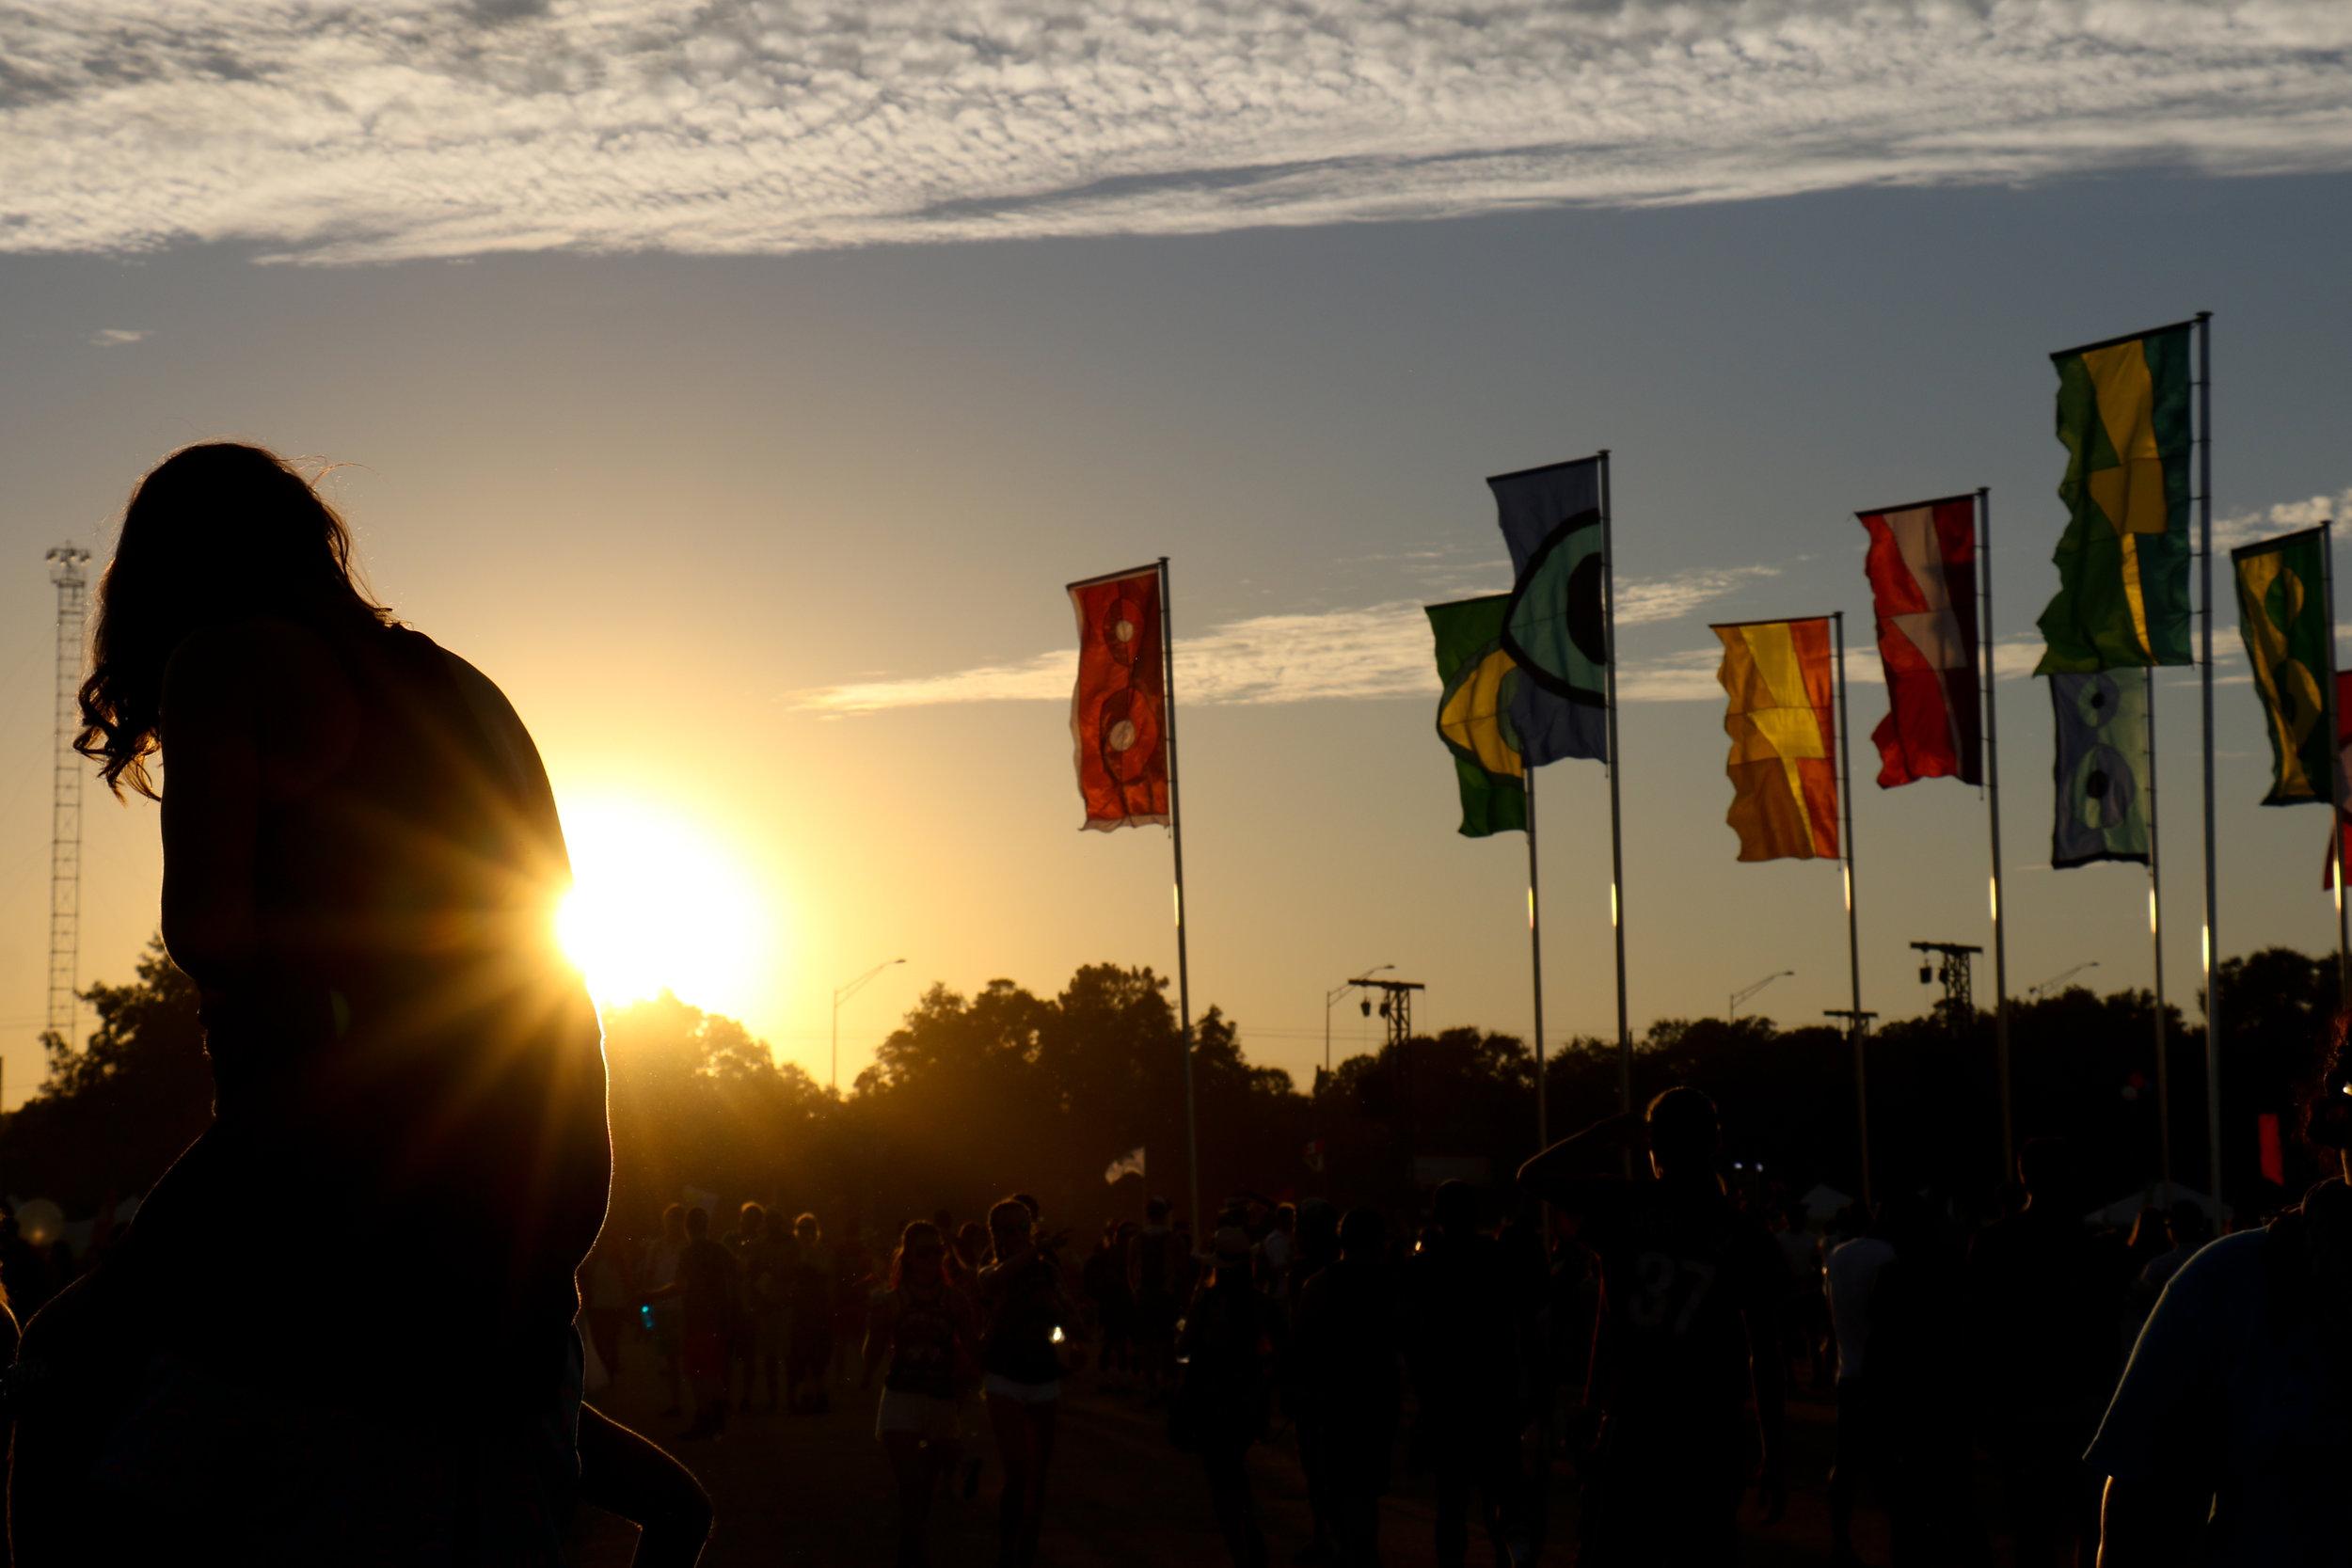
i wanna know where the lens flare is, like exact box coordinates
[555,796,772,1021]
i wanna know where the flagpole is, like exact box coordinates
[2197,309,2221,1210]
[1526,771,1548,1148]
[1979,487,2014,1181]
[1157,556,1201,1231]
[1600,450,1632,1120]
[2325,519,2347,1006]
[1833,610,1872,1212]
[2147,665,2173,1191]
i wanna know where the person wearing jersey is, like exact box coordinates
[978,1197,1074,1568]
[1517,1086,1788,1567]
[864,1221,982,1568]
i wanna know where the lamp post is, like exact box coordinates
[1729,969,1795,1021]
[833,957,905,1093]
[1324,963,1394,1079]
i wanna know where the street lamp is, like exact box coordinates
[1729,970,1794,1021]
[1325,963,1394,1078]
[833,957,906,1092]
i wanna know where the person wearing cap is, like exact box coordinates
[1177,1226,1285,1567]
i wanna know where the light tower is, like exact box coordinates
[46,543,91,1050]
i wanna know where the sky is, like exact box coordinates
[3,0,2351,1118]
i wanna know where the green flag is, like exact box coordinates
[2035,324,2194,673]
[2233,528,2336,806]
[1427,595,1527,838]
[2050,671,2151,868]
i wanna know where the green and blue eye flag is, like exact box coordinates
[1489,456,1608,765]
[1427,594,1528,838]
[2035,324,2194,673]
[2233,528,2336,807]
[2050,671,2151,868]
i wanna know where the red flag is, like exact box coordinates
[2326,671,2352,889]
[1859,497,1982,787]
[1068,564,1168,831]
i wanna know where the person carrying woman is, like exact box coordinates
[977,1197,1074,1568]
[5,444,664,1563]
[863,1221,983,1568]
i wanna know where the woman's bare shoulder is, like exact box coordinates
[161,618,341,721]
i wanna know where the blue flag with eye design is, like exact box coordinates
[2050,670,2151,868]
[1489,457,1609,765]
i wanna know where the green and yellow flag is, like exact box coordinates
[1427,595,1527,838]
[2035,324,2194,673]
[2233,528,2336,806]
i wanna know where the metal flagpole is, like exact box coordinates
[1526,772,1548,1148]
[2148,666,2173,1190]
[2197,311,2222,1209]
[1979,487,2014,1180]
[1600,450,1633,1119]
[1158,557,1201,1231]
[2325,520,2347,1005]
[1834,610,1872,1212]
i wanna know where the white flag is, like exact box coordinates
[1104,1147,1146,1184]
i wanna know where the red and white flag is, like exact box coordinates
[1068,564,1168,831]
[1859,497,1982,788]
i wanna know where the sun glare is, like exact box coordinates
[556,797,773,1021]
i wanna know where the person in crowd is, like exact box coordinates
[978,1196,1073,1568]
[1772,1205,1832,1389]
[1518,1087,1789,1567]
[2090,1013,2352,1566]
[863,1221,984,1568]
[2121,1197,2214,1345]
[8,443,615,1562]
[647,1204,690,1416]
[1129,1196,1185,1402]
[949,1220,991,1294]
[1824,1203,1898,1568]
[1291,1206,1402,1568]
[729,1203,787,1411]
[1966,1137,2120,1566]
[1277,1196,1343,1562]
[644,1207,743,1441]
[1872,1190,1991,1566]
[1405,1180,1529,1568]
[1178,1226,1285,1568]
[1082,1221,1137,1393]
[786,1212,836,1414]
[833,1218,878,1389]
[1497,1184,1559,1566]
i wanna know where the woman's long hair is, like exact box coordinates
[889,1220,946,1292]
[76,442,392,799]
[986,1197,1032,1265]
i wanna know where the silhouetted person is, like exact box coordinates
[11,443,613,1563]
[864,1221,983,1568]
[1825,1204,1897,1567]
[729,1202,787,1410]
[1283,1195,1344,1562]
[1518,1087,1789,1567]
[1179,1226,1285,1568]
[786,1211,835,1413]
[1873,1191,1990,1567]
[644,1207,742,1440]
[979,1196,1073,1568]
[2091,1014,2352,1566]
[648,1203,690,1414]
[1130,1196,1184,1402]
[1406,1180,1527,1568]
[1292,1207,1402,1568]
[1966,1137,2116,1566]
[1082,1220,1137,1392]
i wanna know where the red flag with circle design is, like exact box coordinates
[1068,564,1168,831]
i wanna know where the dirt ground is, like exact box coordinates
[565,1338,1910,1567]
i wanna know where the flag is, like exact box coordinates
[2035,324,2194,673]
[1713,618,1839,862]
[2326,672,2352,890]
[1859,497,1982,787]
[1068,564,1168,831]
[1428,594,1528,838]
[2050,671,2151,868]
[1489,456,1608,764]
[2233,528,2334,806]
[1104,1147,1146,1184]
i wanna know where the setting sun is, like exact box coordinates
[555,796,775,1021]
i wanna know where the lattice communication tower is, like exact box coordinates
[47,544,90,1045]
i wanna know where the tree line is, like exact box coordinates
[6,941,2341,1236]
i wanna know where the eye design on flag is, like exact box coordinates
[1096,688,1161,782]
[1105,601,1145,663]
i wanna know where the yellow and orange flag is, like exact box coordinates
[1713,618,1841,862]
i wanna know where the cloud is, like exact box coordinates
[2211,487,2352,550]
[2,2,2348,262]
[802,562,1779,714]
[87,327,150,346]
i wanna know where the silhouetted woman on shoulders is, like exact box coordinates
[9,443,619,1563]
